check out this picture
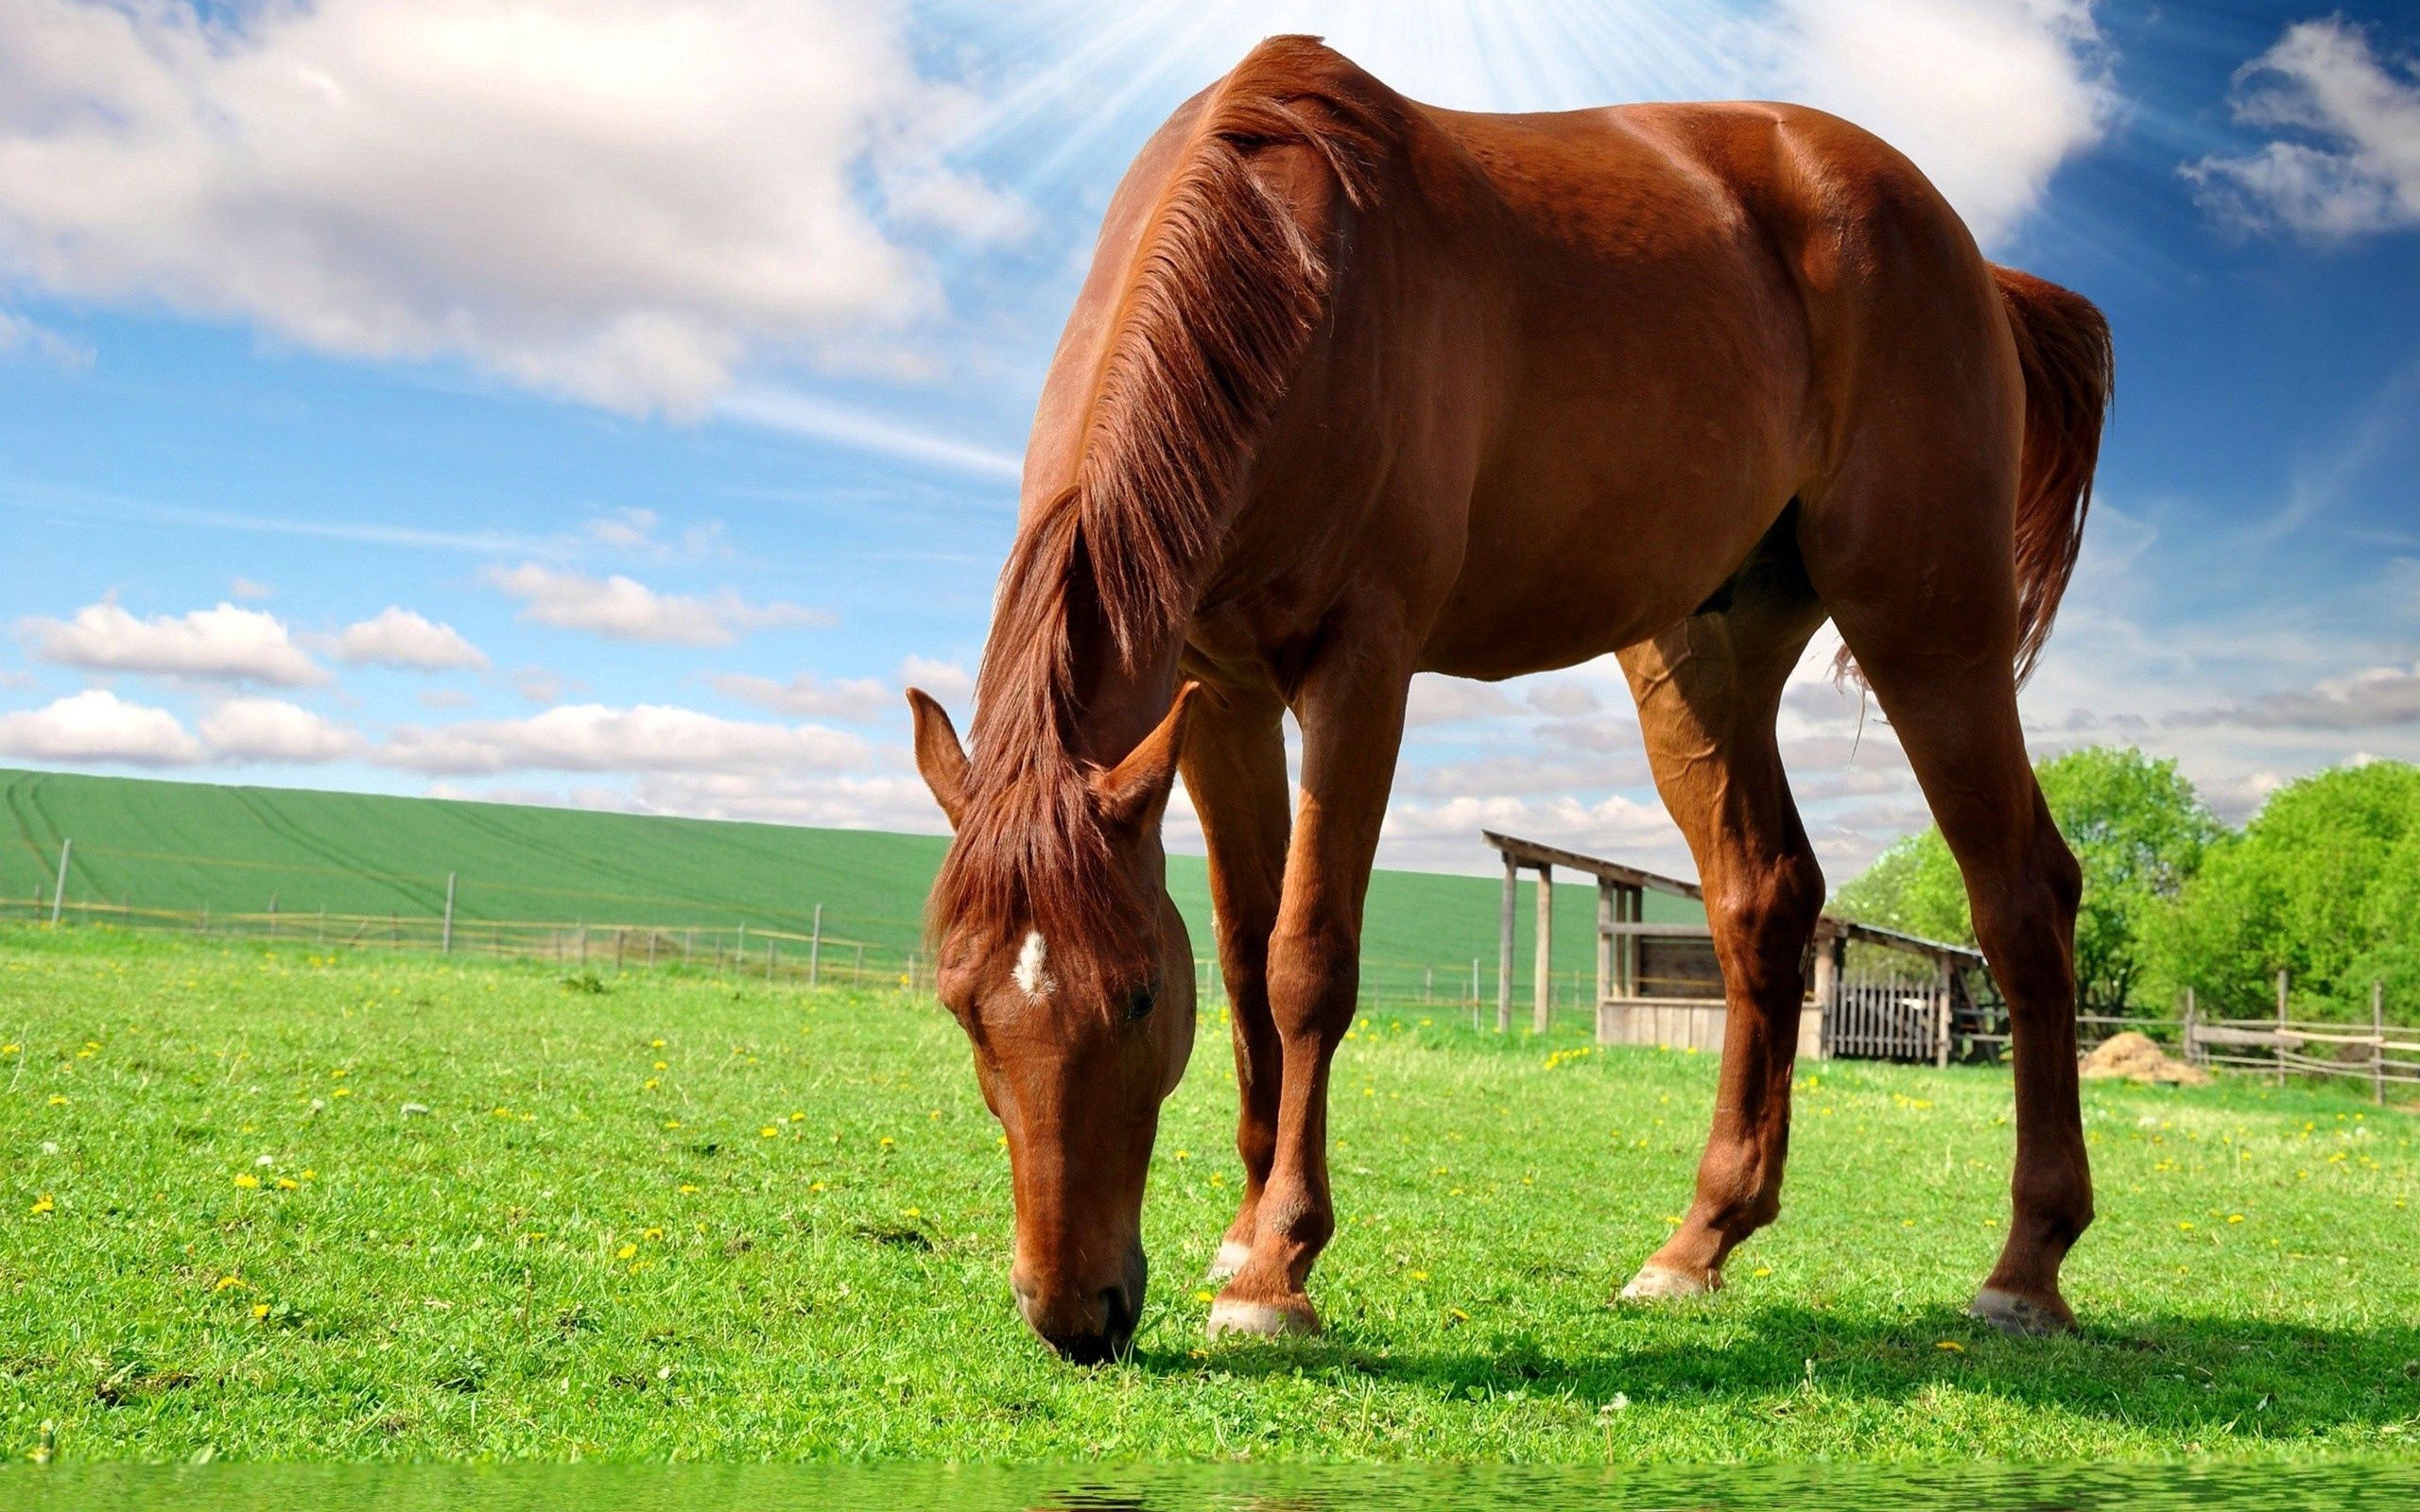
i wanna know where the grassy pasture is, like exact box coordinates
[0,766,1681,998]
[3,926,2415,1463]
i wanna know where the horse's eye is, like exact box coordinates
[1123,983,1157,1022]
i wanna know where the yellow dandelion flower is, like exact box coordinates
[46,1095,66,1107]
[678,1183,700,1194]
[332,1088,352,1098]
[664,1121,682,1130]
[275,1177,300,1192]
[653,1060,668,1071]
[1936,1340,1965,1352]
[650,1039,666,1048]
[789,1111,805,1122]
[615,1243,637,1260]
[643,1078,660,1091]
[760,1126,779,1139]
[233,1174,261,1190]
[2227,1213,2245,1224]
[1195,1289,1215,1302]
[214,1275,247,1292]
[878,1136,895,1148]
[29,1194,54,1216]
[2178,1221,2195,1231]
[642,1227,664,1241]
[251,1303,271,1320]
[301,1169,316,1180]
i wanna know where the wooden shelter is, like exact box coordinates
[1481,831,1994,1064]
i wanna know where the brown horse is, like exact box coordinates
[908,35,2110,1362]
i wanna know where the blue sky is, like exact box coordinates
[1,0,2415,879]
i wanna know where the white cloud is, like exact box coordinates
[0,306,90,368]
[898,655,974,703]
[1760,0,2114,247]
[2171,660,2420,732]
[0,689,203,765]
[2186,18,2420,239]
[1405,675,1520,728]
[711,671,892,722]
[198,698,356,764]
[18,601,326,686]
[484,563,832,646]
[329,608,490,671]
[229,577,274,601]
[1379,790,1687,875]
[381,703,873,776]
[715,387,1026,481]
[0,0,1015,414]
[583,508,659,552]
[628,770,946,832]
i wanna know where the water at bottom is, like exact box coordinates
[1,1461,2413,1511]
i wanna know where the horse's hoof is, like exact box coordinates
[1206,1296,1318,1341]
[1202,1239,1253,1287]
[1619,1263,1718,1302]
[1969,1286,2075,1336]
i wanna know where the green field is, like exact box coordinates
[0,767,1689,1005]
[4,927,2414,1464]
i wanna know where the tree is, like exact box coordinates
[1830,747,2222,1014]
[2148,762,2420,1022]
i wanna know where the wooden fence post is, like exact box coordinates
[1497,853,1517,1033]
[808,904,822,988]
[49,838,72,926]
[2182,988,2197,1067]
[441,873,455,954]
[1533,864,1554,1035]
[2275,968,2290,1086]
[2375,980,2387,1108]
[1934,960,1952,1069]
[1596,880,1614,1017]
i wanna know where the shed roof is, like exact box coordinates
[1479,830,1984,969]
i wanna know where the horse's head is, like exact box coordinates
[906,683,1201,1363]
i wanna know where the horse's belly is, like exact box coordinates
[1422,421,1802,679]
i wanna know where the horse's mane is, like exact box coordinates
[931,36,1387,972]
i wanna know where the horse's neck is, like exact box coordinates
[977,568,1183,778]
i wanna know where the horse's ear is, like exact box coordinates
[1092,682,1201,833]
[907,688,970,828]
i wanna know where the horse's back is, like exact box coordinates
[1392,94,2015,674]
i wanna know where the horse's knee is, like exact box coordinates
[1265,915,1358,1041]
[1706,848,1825,990]
[1974,825,2082,1010]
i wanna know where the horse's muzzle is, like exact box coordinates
[1013,1246,1146,1364]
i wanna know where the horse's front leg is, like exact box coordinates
[1207,627,1410,1340]
[1177,681,1292,1287]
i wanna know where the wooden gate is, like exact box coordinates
[1822,969,1942,1061]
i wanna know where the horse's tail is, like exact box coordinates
[1991,264,2113,684]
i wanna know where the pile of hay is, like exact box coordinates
[2079,1030,2211,1086]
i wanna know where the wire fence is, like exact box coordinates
[1,890,1629,1019]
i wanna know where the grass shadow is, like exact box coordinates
[1133,1304,2420,1436]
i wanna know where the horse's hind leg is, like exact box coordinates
[1806,476,2093,1333]
[1176,679,1291,1285]
[1616,556,1829,1299]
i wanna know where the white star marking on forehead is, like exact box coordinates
[1012,930,1055,998]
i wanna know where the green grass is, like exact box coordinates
[0,766,1677,999]
[3,926,2415,1463]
